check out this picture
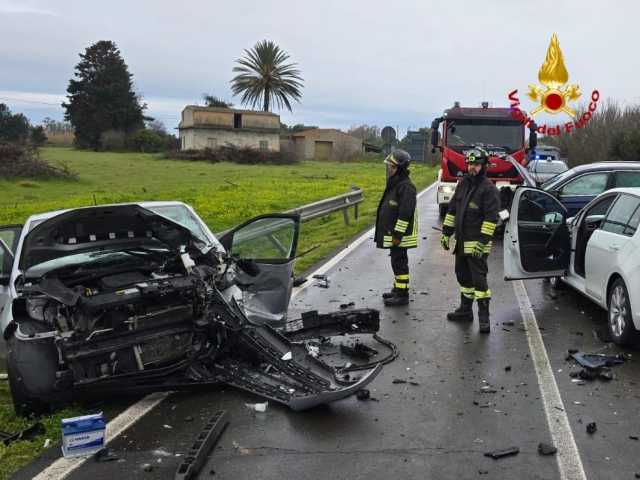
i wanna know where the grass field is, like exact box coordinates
[0,147,437,478]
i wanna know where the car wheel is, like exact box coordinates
[7,321,60,416]
[608,279,637,345]
[439,204,447,219]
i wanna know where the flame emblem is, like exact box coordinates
[527,34,581,117]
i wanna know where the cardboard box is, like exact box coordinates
[61,412,106,458]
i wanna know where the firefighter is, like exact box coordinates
[440,147,499,333]
[374,149,418,307]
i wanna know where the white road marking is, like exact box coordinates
[513,280,587,480]
[33,392,168,479]
[33,181,437,479]
[293,182,437,296]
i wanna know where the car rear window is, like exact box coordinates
[614,171,640,188]
[602,194,640,236]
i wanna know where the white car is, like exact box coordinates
[504,186,640,344]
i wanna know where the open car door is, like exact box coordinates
[219,214,300,325]
[504,188,570,280]
[0,225,22,330]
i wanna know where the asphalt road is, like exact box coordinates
[16,187,640,480]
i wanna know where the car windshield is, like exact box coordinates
[541,168,576,190]
[532,161,568,174]
[446,120,523,152]
[24,246,171,279]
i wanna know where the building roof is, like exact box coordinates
[182,105,279,117]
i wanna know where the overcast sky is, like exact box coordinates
[1,0,638,136]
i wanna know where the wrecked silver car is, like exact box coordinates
[0,202,382,416]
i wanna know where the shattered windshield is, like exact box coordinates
[146,205,209,243]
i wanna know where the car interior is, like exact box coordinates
[573,194,618,277]
[517,190,570,272]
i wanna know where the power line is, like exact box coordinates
[0,96,63,106]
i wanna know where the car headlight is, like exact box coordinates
[438,185,455,194]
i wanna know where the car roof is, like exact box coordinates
[570,161,640,172]
[25,201,190,224]
[601,187,640,197]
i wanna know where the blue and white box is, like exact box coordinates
[61,412,106,458]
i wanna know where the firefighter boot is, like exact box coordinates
[382,288,401,299]
[384,290,409,307]
[446,294,474,321]
[478,298,491,333]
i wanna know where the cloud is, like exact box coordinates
[0,1,59,16]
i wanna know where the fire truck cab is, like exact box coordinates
[430,102,537,218]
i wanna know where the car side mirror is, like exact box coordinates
[529,123,538,149]
[430,118,442,153]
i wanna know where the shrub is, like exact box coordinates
[99,129,127,151]
[128,129,166,153]
[0,142,77,179]
[166,145,298,165]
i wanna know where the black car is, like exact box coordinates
[541,162,640,217]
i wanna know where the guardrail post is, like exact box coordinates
[342,208,350,226]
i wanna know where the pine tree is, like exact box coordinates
[63,41,146,149]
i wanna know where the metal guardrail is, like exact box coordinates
[218,187,364,239]
[285,186,363,225]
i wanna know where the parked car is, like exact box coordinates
[0,201,381,415]
[504,186,640,344]
[540,162,640,217]
[527,159,568,186]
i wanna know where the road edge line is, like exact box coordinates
[292,181,437,296]
[513,280,587,480]
[33,392,169,480]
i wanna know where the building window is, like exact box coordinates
[259,140,269,151]
[234,113,242,129]
[207,138,217,149]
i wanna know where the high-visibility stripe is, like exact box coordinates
[443,214,455,227]
[394,282,409,289]
[475,289,491,300]
[395,274,410,281]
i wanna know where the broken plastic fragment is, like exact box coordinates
[538,442,557,456]
[245,402,268,413]
[586,422,597,434]
[281,351,292,361]
[484,447,520,459]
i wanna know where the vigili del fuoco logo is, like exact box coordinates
[508,33,600,136]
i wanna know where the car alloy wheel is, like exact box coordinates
[608,279,636,345]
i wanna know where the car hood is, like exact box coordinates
[19,204,206,271]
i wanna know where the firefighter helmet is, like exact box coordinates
[465,147,489,165]
[384,149,412,168]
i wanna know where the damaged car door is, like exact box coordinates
[504,188,570,280]
[219,214,300,325]
[0,225,22,329]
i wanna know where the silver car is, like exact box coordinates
[527,159,568,186]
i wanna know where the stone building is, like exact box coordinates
[282,129,364,160]
[178,106,280,151]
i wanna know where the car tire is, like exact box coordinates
[7,321,60,416]
[439,204,447,219]
[607,279,637,346]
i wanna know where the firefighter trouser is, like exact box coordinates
[454,250,491,301]
[390,247,409,291]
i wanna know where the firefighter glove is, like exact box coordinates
[441,235,450,251]
[472,242,486,258]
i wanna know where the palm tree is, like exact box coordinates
[231,40,303,112]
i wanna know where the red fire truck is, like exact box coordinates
[430,102,537,217]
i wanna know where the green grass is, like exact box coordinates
[0,147,437,478]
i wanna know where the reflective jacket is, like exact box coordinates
[442,173,499,255]
[375,171,418,249]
